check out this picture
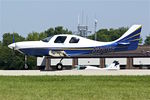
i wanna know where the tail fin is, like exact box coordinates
[115,25,142,50]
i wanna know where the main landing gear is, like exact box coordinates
[56,58,63,70]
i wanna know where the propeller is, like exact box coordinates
[13,33,28,69]
[8,33,16,51]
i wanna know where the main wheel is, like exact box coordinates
[56,63,63,70]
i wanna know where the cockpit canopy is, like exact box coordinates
[42,36,53,42]
[42,35,80,43]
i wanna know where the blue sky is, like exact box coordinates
[0,0,150,41]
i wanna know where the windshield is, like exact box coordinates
[42,36,53,42]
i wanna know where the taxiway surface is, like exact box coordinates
[0,70,150,76]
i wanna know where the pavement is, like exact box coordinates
[0,70,150,76]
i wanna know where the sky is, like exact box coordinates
[0,0,150,41]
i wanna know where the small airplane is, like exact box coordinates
[75,60,120,70]
[8,25,142,70]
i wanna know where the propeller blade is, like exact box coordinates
[13,33,15,43]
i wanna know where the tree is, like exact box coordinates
[88,27,128,42]
[44,26,72,37]
[39,32,47,40]
[144,34,150,45]
[27,56,37,70]
[0,45,24,70]
[26,32,39,41]
[26,26,72,41]
[44,28,55,36]
[0,41,1,46]
[54,26,72,35]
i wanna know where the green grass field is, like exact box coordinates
[0,76,150,100]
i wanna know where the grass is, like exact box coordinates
[0,76,150,100]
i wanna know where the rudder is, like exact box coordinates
[116,25,142,51]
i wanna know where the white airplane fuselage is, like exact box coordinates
[8,25,142,57]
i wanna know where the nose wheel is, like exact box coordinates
[56,58,63,70]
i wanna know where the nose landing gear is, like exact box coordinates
[24,55,28,69]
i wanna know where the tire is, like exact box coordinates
[56,63,63,70]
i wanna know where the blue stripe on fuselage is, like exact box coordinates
[19,48,93,56]
[64,50,92,56]
[19,48,50,56]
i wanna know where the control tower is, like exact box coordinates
[75,16,91,37]
[77,25,90,37]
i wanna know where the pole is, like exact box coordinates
[94,19,98,40]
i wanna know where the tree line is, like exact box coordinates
[0,26,150,70]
